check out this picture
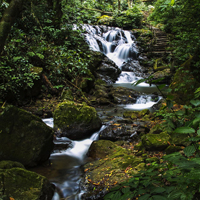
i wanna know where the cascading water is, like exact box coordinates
[37,25,161,200]
[84,25,161,108]
[40,118,106,200]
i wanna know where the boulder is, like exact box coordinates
[141,132,170,151]
[98,124,130,141]
[0,161,54,200]
[82,140,144,199]
[53,101,102,140]
[0,106,54,167]
[109,86,139,104]
[97,57,121,83]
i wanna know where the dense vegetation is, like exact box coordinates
[1,0,200,199]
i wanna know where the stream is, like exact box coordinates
[35,25,161,199]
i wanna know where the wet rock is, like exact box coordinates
[109,86,139,104]
[98,124,130,141]
[141,132,170,151]
[0,161,54,200]
[121,60,148,77]
[0,106,54,167]
[53,138,72,151]
[97,57,121,83]
[151,68,172,84]
[53,100,102,140]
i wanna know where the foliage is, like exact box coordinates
[0,0,94,102]
[104,97,200,200]
[112,6,143,29]
[149,0,200,79]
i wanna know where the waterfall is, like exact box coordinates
[84,25,138,68]
[42,118,106,200]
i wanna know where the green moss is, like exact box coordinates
[123,109,149,120]
[0,161,25,169]
[0,167,54,200]
[134,141,143,150]
[84,140,144,191]
[54,100,100,126]
[142,132,170,151]
[170,132,190,146]
[146,157,159,163]
[0,106,54,167]
[53,100,102,139]
[123,111,137,120]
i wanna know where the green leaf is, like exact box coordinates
[132,78,146,86]
[166,94,174,100]
[170,0,175,6]
[13,56,22,62]
[166,100,173,109]
[190,100,200,107]
[36,53,44,59]
[157,84,166,90]
[174,127,195,134]
[184,145,196,157]
[152,195,167,200]
[197,129,200,136]
[151,187,166,194]
[139,194,151,200]
[104,192,114,200]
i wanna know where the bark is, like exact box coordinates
[118,0,120,10]
[0,0,25,54]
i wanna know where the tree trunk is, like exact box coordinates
[0,0,25,54]
[118,0,120,10]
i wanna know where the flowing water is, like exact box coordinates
[38,25,161,199]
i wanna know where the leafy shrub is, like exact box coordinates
[112,6,143,29]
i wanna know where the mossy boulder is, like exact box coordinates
[87,140,118,159]
[83,140,144,199]
[170,132,190,146]
[53,100,102,140]
[0,106,54,167]
[0,160,25,170]
[0,161,54,200]
[141,132,170,151]
[109,86,139,104]
[123,109,150,120]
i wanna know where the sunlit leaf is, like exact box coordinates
[174,127,195,134]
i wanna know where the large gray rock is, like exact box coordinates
[0,160,54,200]
[53,101,102,140]
[0,106,54,167]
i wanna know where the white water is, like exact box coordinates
[85,25,138,68]
[84,25,162,109]
[41,25,162,200]
[42,118,106,200]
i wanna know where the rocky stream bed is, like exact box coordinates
[0,25,176,200]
